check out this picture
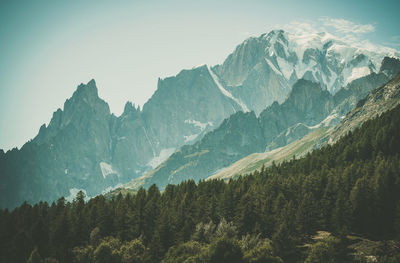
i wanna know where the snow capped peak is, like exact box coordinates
[251,29,400,93]
[263,29,287,40]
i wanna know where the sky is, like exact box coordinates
[0,0,399,151]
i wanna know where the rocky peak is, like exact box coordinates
[151,65,208,95]
[263,29,287,42]
[275,79,334,126]
[33,80,111,145]
[69,79,100,105]
[119,101,141,121]
[63,79,109,114]
[380,57,400,78]
[287,79,331,110]
[290,79,324,95]
[220,110,257,129]
[123,101,139,114]
[213,35,266,87]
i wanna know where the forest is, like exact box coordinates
[1,104,400,263]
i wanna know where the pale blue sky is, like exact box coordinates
[0,0,399,151]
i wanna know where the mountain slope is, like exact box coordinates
[142,111,264,187]
[126,79,336,190]
[125,57,400,190]
[258,79,333,146]
[210,70,400,181]
[208,127,328,181]
[328,71,400,144]
[141,65,243,151]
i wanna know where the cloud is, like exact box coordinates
[320,17,375,34]
[280,20,320,35]
[276,18,399,55]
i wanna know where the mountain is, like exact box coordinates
[126,79,336,189]
[214,30,398,114]
[210,66,400,181]
[1,30,398,208]
[0,81,117,208]
[125,57,400,190]
[0,68,246,209]
[139,29,398,157]
[141,65,244,153]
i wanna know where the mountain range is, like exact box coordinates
[209,68,400,181]
[1,29,399,208]
[128,57,400,190]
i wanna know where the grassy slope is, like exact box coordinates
[208,127,328,180]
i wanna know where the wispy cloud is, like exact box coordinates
[280,21,320,35]
[276,18,399,55]
[320,17,375,34]
[280,18,375,37]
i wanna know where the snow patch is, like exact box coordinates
[326,67,338,90]
[184,119,212,131]
[345,67,371,85]
[147,148,176,169]
[296,60,317,79]
[269,50,274,56]
[207,66,250,112]
[306,113,340,129]
[284,123,312,137]
[184,134,199,143]
[192,64,206,69]
[265,58,283,76]
[100,162,118,179]
[183,120,213,143]
[101,183,123,195]
[321,113,340,127]
[142,127,156,157]
[277,57,294,79]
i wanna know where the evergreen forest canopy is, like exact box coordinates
[1,104,400,263]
